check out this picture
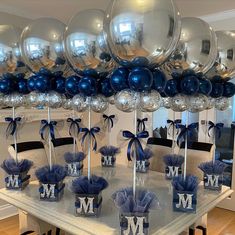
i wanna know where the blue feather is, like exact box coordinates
[71,175,108,194]
[172,175,198,192]
[98,145,120,156]
[1,159,33,175]
[163,154,184,167]
[35,165,66,184]
[198,160,227,175]
[112,187,159,213]
[64,152,86,163]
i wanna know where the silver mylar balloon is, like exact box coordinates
[140,90,161,112]
[187,94,209,113]
[62,98,73,110]
[161,97,172,109]
[90,94,108,113]
[46,91,63,109]
[20,18,66,73]
[214,97,230,111]
[171,94,188,112]
[0,25,28,75]
[115,89,140,112]
[104,0,181,67]
[26,91,47,107]
[206,97,215,110]
[64,9,114,72]
[207,31,235,80]
[72,94,88,112]
[165,17,217,74]
[3,93,24,107]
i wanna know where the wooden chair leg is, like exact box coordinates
[197,226,207,235]
[47,230,52,235]
[56,228,60,235]
[189,228,195,235]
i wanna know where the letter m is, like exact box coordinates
[123,216,145,235]
[176,193,193,209]
[77,197,94,214]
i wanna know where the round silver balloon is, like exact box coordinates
[207,31,235,79]
[214,97,230,111]
[25,91,47,107]
[115,89,140,112]
[206,97,215,110]
[171,94,188,112]
[161,97,172,109]
[20,18,66,73]
[64,9,114,72]
[3,93,24,107]
[90,94,108,113]
[62,98,73,110]
[46,91,63,109]
[0,25,28,75]
[140,90,161,112]
[72,94,88,112]
[104,0,181,67]
[165,17,217,74]
[187,94,209,113]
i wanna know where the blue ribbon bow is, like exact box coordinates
[137,118,148,132]
[122,130,149,161]
[81,127,100,151]
[67,118,81,136]
[40,120,57,140]
[208,121,224,139]
[5,117,22,137]
[176,123,199,147]
[167,119,182,135]
[103,114,115,129]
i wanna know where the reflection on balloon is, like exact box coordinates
[187,94,208,113]
[215,97,230,111]
[72,94,88,112]
[90,95,108,113]
[104,0,181,67]
[140,90,161,112]
[171,94,188,112]
[115,89,139,112]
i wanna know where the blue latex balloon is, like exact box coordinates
[198,79,212,95]
[100,78,115,97]
[35,75,50,92]
[131,57,149,68]
[210,82,224,98]
[0,79,12,94]
[15,73,25,80]
[18,79,29,94]
[2,73,15,80]
[181,76,199,95]
[39,67,52,77]
[182,69,196,77]
[211,75,222,82]
[128,67,153,92]
[164,79,178,97]
[171,72,181,80]
[27,76,36,91]
[83,68,98,78]
[223,82,235,98]
[110,67,129,92]
[152,69,167,92]
[78,76,97,96]
[54,76,65,94]
[65,75,80,96]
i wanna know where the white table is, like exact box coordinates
[0,165,233,235]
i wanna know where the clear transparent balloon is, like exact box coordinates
[161,97,172,109]
[25,91,47,107]
[187,94,209,113]
[72,94,88,112]
[20,18,66,73]
[171,94,188,112]
[3,93,24,107]
[215,97,230,111]
[140,90,161,112]
[90,94,108,113]
[64,9,115,72]
[46,91,63,109]
[104,0,181,66]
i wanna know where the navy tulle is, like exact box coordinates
[112,187,159,213]
[163,154,184,167]
[64,152,86,163]
[1,158,33,175]
[98,145,120,156]
[172,175,198,192]
[35,165,66,184]
[198,160,227,175]
[71,175,108,195]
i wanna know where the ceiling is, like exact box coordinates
[0,0,235,23]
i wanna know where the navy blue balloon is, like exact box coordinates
[128,67,153,92]
[182,69,196,77]
[27,76,37,91]
[181,76,199,95]
[198,79,212,95]
[65,75,80,96]
[39,67,52,77]
[171,72,181,80]
[164,79,178,97]
[223,82,235,98]
[15,73,25,80]
[35,75,50,92]
[152,69,167,92]
[131,57,149,68]
[83,68,98,78]
[211,75,222,82]
[78,76,97,96]
[54,77,65,94]
[100,78,115,97]
[110,67,129,92]
[18,79,29,94]
[210,82,224,98]
[0,79,12,94]
[2,73,15,80]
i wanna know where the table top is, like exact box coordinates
[0,165,233,235]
